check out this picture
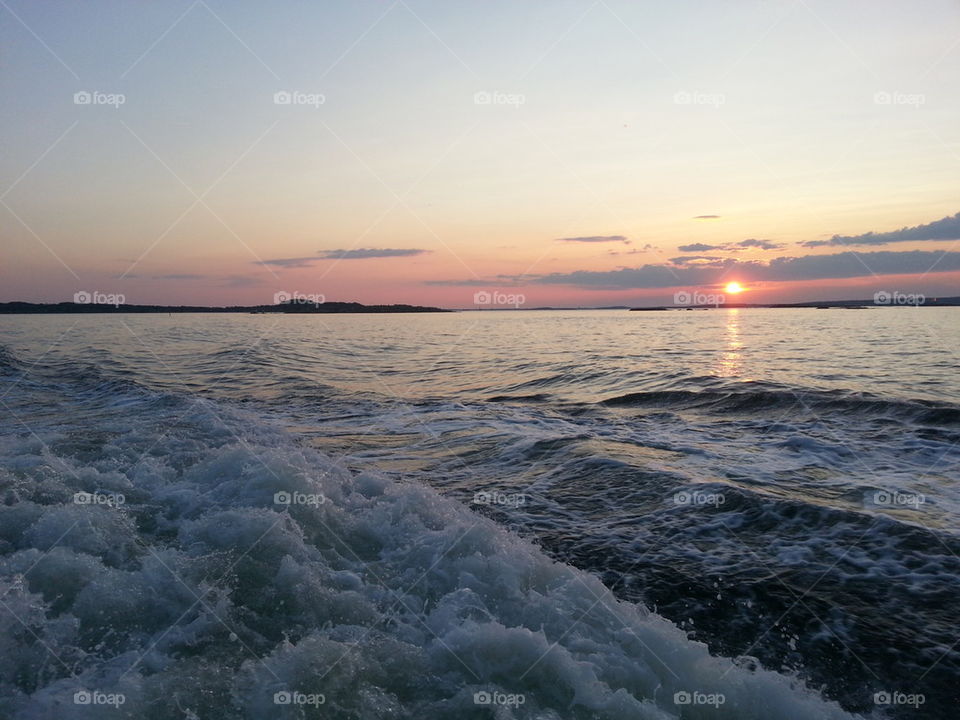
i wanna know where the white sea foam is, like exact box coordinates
[0,393,865,719]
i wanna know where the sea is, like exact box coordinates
[0,308,957,719]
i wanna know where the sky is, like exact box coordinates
[2,0,959,308]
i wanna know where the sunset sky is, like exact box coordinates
[2,0,959,308]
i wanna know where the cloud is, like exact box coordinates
[222,275,262,287]
[678,243,725,252]
[669,255,726,266]
[799,212,960,248]
[257,257,319,268]
[737,238,784,250]
[318,248,429,259]
[528,250,960,289]
[693,215,721,219]
[556,235,630,244]
[152,273,205,280]
[257,248,428,267]
[423,278,492,287]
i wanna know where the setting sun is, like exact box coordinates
[725,282,745,294]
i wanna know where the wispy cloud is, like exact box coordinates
[256,257,320,268]
[318,248,429,259]
[669,255,726,266]
[153,273,206,280]
[693,214,721,219]
[257,248,429,267]
[678,243,724,252]
[677,238,783,252]
[737,238,784,250]
[556,235,630,244]
[800,212,960,248]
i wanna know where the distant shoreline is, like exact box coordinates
[0,301,451,315]
[628,296,960,310]
[2,297,958,314]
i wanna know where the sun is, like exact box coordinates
[724,281,745,294]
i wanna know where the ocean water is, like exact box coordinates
[0,308,957,719]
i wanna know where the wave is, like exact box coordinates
[601,383,960,425]
[0,362,861,718]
